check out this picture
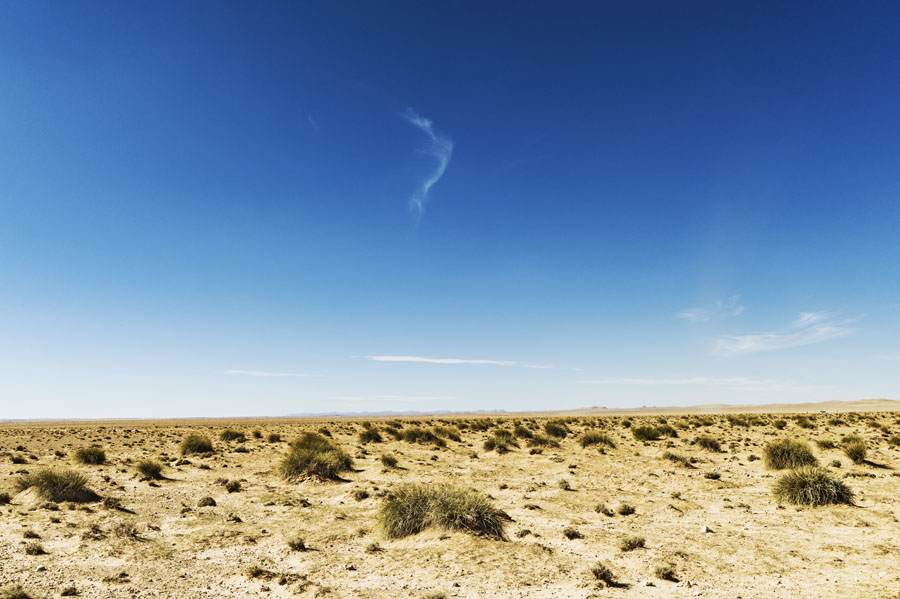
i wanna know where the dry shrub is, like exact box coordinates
[763,439,817,470]
[772,466,853,506]
[278,433,353,480]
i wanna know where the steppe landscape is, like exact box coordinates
[2,400,900,599]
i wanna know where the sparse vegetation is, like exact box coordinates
[180,434,214,456]
[843,440,867,464]
[696,435,721,452]
[74,445,105,465]
[763,439,818,470]
[377,483,509,540]
[589,562,619,587]
[632,426,660,441]
[773,466,853,506]
[544,421,568,438]
[136,459,164,480]
[380,453,399,468]
[219,429,245,442]
[278,433,353,481]
[619,535,644,551]
[15,468,99,503]
[579,431,615,448]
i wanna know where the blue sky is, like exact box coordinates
[1,1,898,418]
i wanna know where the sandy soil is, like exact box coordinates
[2,400,899,599]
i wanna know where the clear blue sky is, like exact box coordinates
[1,1,898,418]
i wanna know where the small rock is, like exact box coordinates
[197,497,216,507]
[701,525,713,533]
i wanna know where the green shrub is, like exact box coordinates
[579,431,615,448]
[763,439,818,470]
[180,434,214,456]
[843,440,867,464]
[544,422,568,438]
[772,466,853,506]
[632,426,660,441]
[377,484,509,540]
[15,468,99,503]
[219,429,245,442]
[136,459,163,480]
[278,433,353,481]
[73,445,105,465]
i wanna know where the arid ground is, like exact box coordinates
[2,399,900,599]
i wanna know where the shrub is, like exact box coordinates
[359,428,383,444]
[513,425,533,439]
[616,503,635,515]
[73,445,105,465]
[841,434,863,445]
[657,424,678,438]
[24,542,45,555]
[655,564,677,581]
[377,484,509,540]
[696,436,721,452]
[400,428,446,447]
[815,439,836,450]
[136,459,163,480]
[773,419,787,430]
[662,451,690,466]
[579,431,615,448]
[220,429,245,442]
[632,426,660,441]
[562,526,582,539]
[15,469,99,503]
[252,430,262,439]
[0,586,33,599]
[267,433,282,443]
[380,454,399,468]
[483,433,519,454]
[772,466,853,506]
[589,562,619,587]
[763,439,818,470]
[180,434,214,456]
[224,480,241,493]
[843,440,867,464]
[278,433,353,481]
[619,535,644,551]
[527,435,560,448]
[888,435,900,447]
[0,492,10,505]
[544,422,568,438]
[594,503,614,516]
[432,426,461,442]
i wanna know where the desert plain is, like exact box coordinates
[2,399,900,599]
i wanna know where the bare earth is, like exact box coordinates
[2,399,899,599]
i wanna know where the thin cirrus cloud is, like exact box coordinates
[579,377,821,393]
[403,108,453,221]
[225,370,312,377]
[677,295,745,323]
[365,355,557,369]
[714,311,859,357]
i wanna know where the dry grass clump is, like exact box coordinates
[432,426,461,442]
[619,535,645,551]
[136,459,164,480]
[380,453,399,468]
[513,424,533,439]
[286,533,307,551]
[400,428,446,447]
[483,431,519,453]
[544,421,568,438]
[219,429,245,442]
[0,492,11,505]
[655,564,677,581]
[662,451,690,467]
[843,440,867,464]
[267,433,282,443]
[73,445,105,465]
[527,434,560,449]
[0,586,34,599]
[180,434,214,456]
[695,435,721,452]
[16,468,100,503]
[589,562,619,587]
[579,431,615,448]
[359,428,383,444]
[278,433,353,481]
[377,483,509,540]
[763,439,818,470]
[772,466,853,506]
[631,426,661,441]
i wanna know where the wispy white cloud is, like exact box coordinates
[678,295,745,323]
[714,311,859,356]
[226,370,312,377]
[365,355,557,369]
[403,108,453,221]
[579,377,821,393]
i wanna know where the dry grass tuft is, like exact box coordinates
[16,468,99,503]
[772,466,853,506]
[763,439,818,470]
[278,433,353,481]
